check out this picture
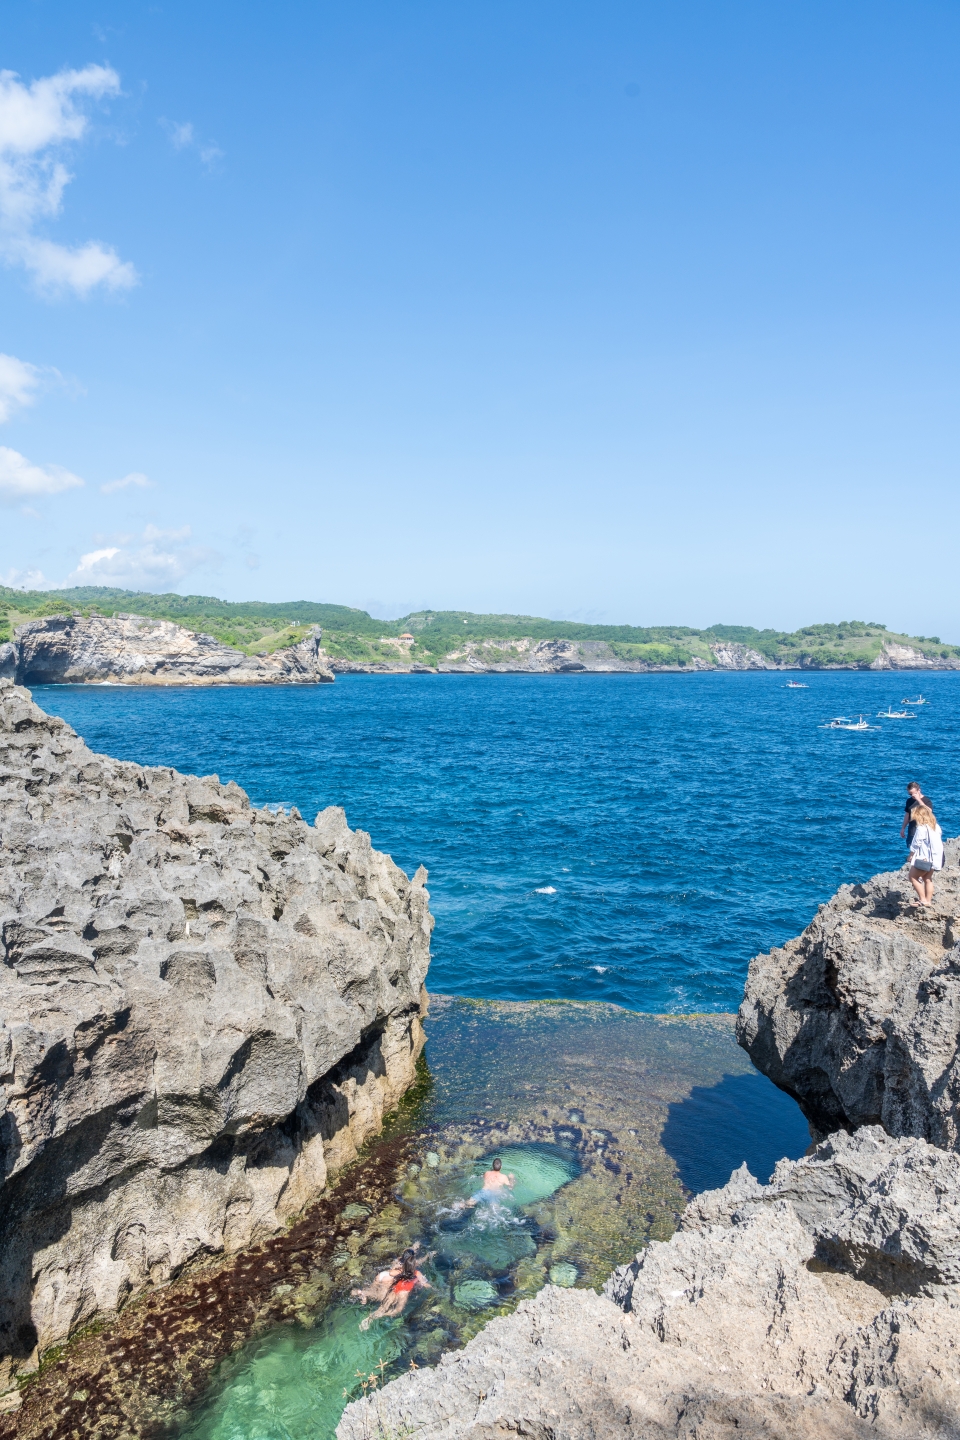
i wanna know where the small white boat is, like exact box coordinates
[821,715,875,731]
[877,708,916,719]
[784,680,809,688]
[902,695,929,705]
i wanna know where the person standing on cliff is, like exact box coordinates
[901,781,934,848]
[907,804,944,907]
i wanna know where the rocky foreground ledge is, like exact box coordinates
[0,680,431,1396]
[342,854,960,1439]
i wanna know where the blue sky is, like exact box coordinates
[1,1,959,635]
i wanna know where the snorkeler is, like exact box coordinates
[358,1249,431,1330]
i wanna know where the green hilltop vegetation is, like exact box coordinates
[0,585,957,669]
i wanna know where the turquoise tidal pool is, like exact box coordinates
[160,1000,810,1440]
[179,1138,581,1440]
[40,669,960,1012]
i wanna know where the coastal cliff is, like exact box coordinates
[0,680,431,1395]
[738,841,960,1145]
[329,635,960,674]
[340,852,960,1440]
[0,614,334,686]
[3,599,958,676]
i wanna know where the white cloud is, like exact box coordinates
[100,470,152,494]
[0,352,41,422]
[161,116,223,168]
[1,565,46,589]
[62,524,218,589]
[166,121,194,149]
[0,444,83,504]
[0,64,137,295]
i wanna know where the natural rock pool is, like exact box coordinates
[8,998,809,1440]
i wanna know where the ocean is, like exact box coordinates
[37,668,960,1013]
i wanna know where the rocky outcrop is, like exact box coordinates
[349,638,709,674]
[869,642,959,670]
[709,641,772,669]
[0,680,431,1387]
[737,841,960,1145]
[339,1126,960,1440]
[7,614,334,685]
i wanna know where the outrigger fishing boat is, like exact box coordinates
[784,680,808,688]
[820,715,875,731]
[902,694,930,705]
[877,708,916,719]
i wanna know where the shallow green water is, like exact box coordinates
[181,1141,578,1440]
[168,999,810,1440]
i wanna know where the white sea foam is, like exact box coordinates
[535,885,557,894]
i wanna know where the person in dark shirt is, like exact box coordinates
[901,781,934,847]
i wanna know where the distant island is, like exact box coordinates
[1,584,958,680]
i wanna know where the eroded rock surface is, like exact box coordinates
[340,1128,960,1440]
[738,841,960,1144]
[0,680,430,1386]
[7,613,334,685]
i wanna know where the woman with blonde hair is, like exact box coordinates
[907,804,944,907]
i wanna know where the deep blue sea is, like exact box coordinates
[37,670,960,1013]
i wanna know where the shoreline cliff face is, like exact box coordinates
[328,635,960,674]
[0,681,431,1395]
[0,614,334,686]
[340,851,960,1440]
[738,842,960,1145]
[2,616,956,681]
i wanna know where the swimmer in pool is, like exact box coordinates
[359,1249,431,1329]
[481,1158,515,1193]
[462,1157,516,1207]
[351,1242,426,1306]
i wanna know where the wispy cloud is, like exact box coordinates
[166,120,194,149]
[100,470,153,494]
[0,64,138,295]
[62,523,218,589]
[160,116,223,169]
[1,565,46,589]
[0,444,83,504]
[0,352,41,422]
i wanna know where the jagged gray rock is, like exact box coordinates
[737,841,960,1144]
[339,1128,960,1439]
[0,680,430,1389]
[7,613,334,685]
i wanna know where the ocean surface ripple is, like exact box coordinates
[39,671,960,1012]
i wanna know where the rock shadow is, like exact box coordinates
[660,1071,812,1195]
